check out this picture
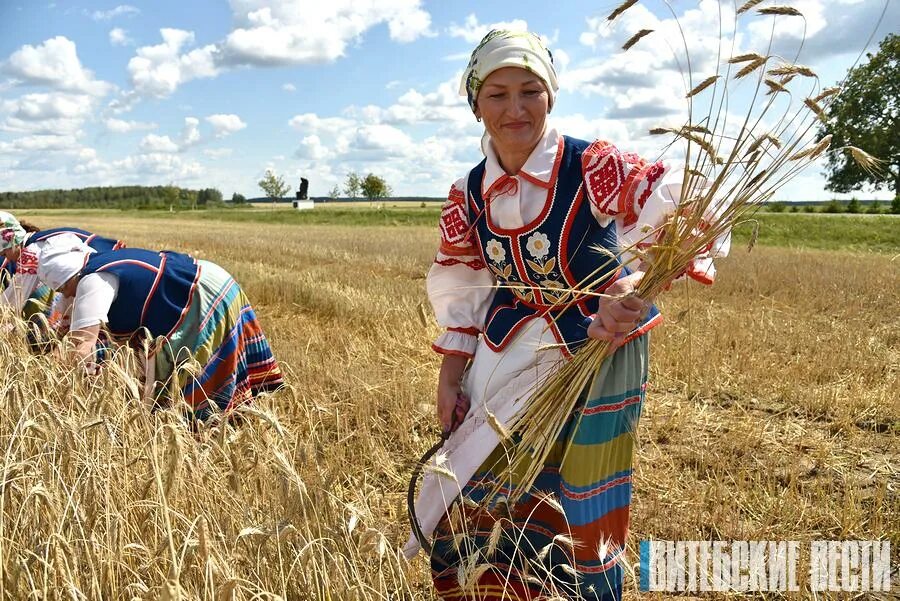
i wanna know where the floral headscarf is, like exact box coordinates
[459,29,559,113]
[0,211,26,253]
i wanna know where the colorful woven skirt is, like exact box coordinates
[431,335,649,601]
[153,260,284,421]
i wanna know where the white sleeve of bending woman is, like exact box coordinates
[70,273,119,331]
[581,141,731,284]
[426,178,496,359]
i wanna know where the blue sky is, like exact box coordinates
[0,0,896,201]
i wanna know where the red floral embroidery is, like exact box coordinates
[17,248,38,275]
[583,142,626,215]
[434,257,486,270]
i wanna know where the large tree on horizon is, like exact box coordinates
[820,33,899,197]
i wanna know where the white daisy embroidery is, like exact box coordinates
[485,239,506,264]
[525,232,551,259]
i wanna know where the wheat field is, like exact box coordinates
[0,213,896,600]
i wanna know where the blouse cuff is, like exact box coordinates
[432,329,479,358]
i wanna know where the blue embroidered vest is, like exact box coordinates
[29,227,123,253]
[80,249,200,339]
[0,228,124,290]
[466,136,659,355]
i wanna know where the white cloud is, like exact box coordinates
[0,92,96,135]
[139,134,179,153]
[104,118,157,133]
[203,148,233,158]
[127,29,220,97]
[4,36,113,96]
[221,1,434,66]
[205,113,247,137]
[109,28,131,46]
[91,5,140,21]
[282,83,296,92]
[446,14,528,44]
[180,117,201,147]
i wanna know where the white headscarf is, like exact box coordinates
[36,235,94,290]
[0,211,27,252]
[459,29,559,112]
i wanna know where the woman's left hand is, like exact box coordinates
[587,270,650,348]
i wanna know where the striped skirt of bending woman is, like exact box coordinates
[151,260,284,422]
[431,335,649,601]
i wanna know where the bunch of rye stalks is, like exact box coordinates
[496,0,885,504]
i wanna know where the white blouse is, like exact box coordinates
[426,127,730,357]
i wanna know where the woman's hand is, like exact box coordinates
[436,354,470,435]
[587,270,651,348]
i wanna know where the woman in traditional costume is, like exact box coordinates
[37,239,284,422]
[405,30,729,600]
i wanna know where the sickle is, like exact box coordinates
[407,393,468,569]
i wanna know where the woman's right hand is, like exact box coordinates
[436,353,471,435]
[437,381,464,435]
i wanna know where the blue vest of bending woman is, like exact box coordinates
[1,228,123,289]
[80,249,200,339]
[30,227,124,253]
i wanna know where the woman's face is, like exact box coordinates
[475,67,550,159]
[2,246,21,262]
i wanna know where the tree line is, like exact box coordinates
[0,185,225,209]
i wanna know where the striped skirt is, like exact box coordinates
[152,260,284,422]
[431,335,649,601]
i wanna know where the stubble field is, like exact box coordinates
[0,210,896,600]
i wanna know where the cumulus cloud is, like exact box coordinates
[91,5,140,20]
[205,113,247,137]
[109,28,132,46]
[139,134,179,153]
[446,14,529,44]
[1,92,96,135]
[282,83,296,92]
[127,29,220,97]
[104,118,157,133]
[221,1,434,66]
[180,117,201,148]
[3,36,113,96]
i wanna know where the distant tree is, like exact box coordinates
[823,199,843,214]
[790,205,800,213]
[803,205,816,213]
[820,33,899,196]
[344,172,361,200]
[767,202,785,213]
[258,169,291,207]
[845,197,861,213]
[163,184,179,210]
[891,195,900,214]
[231,192,247,204]
[329,185,340,202]
[361,173,391,201]
[867,200,881,214]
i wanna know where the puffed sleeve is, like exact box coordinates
[426,178,496,358]
[582,140,731,285]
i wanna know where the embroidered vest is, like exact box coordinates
[29,227,124,253]
[80,249,200,339]
[466,136,659,355]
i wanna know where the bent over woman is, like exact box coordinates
[38,241,284,422]
[405,30,729,601]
